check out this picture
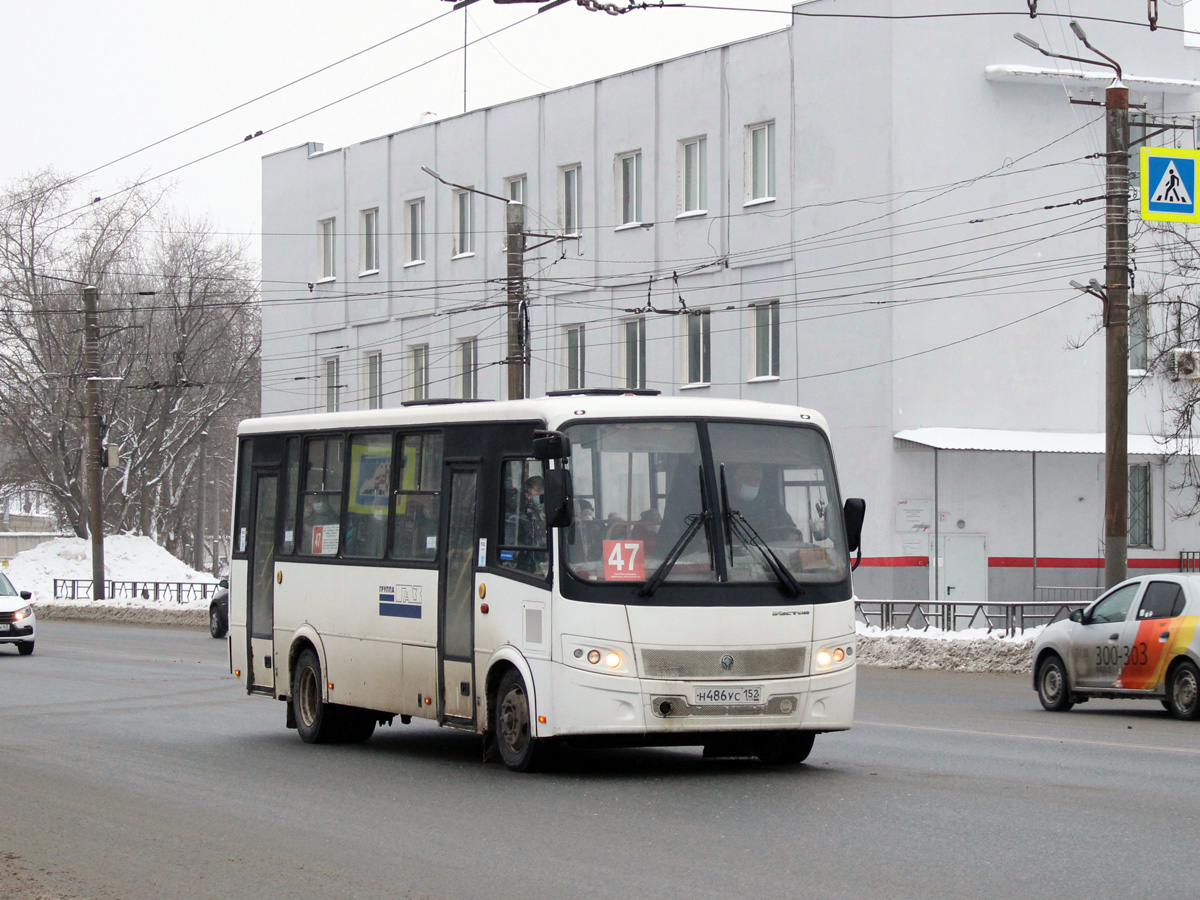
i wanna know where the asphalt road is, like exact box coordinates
[2,621,1197,900]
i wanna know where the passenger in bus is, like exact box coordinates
[573,499,605,561]
[631,509,661,553]
[503,475,547,574]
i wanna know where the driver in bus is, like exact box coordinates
[726,464,798,536]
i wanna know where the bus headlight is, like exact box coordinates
[814,643,853,670]
[564,637,635,676]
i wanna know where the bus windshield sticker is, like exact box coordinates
[604,540,645,581]
[379,584,422,619]
[312,523,340,555]
[478,538,487,567]
[239,527,247,552]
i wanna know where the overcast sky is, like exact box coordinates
[2,0,799,243]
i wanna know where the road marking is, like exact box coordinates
[855,719,1200,755]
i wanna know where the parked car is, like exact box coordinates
[1033,574,1200,719]
[0,572,35,656]
[209,579,228,639]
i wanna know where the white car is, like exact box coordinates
[1033,574,1200,719]
[0,572,35,656]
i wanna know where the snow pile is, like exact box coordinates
[3,535,216,608]
[856,622,1036,674]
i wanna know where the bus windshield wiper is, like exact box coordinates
[639,466,712,597]
[719,465,802,598]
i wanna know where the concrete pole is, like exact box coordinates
[506,202,526,401]
[1103,83,1130,589]
[193,431,208,571]
[83,286,105,601]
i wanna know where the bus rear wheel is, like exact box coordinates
[494,669,545,772]
[292,648,359,744]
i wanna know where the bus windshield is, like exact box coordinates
[562,419,847,587]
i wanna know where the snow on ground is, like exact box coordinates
[2,535,216,609]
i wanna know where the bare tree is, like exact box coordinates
[0,171,259,565]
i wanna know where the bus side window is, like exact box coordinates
[279,436,300,556]
[299,436,345,556]
[233,439,253,555]
[498,458,548,576]
[344,433,391,559]
[391,432,442,562]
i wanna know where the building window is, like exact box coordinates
[453,189,474,257]
[1130,293,1149,372]
[753,300,780,378]
[411,345,429,401]
[459,337,479,400]
[406,199,425,264]
[319,218,336,279]
[624,317,646,390]
[360,208,378,274]
[679,137,707,214]
[562,165,581,235]
[506,175,526,204]
[618,151,642,226]
[746,121,776,203]
[365,352,383,409]
[323,357,341,412]
[566,325,586,390]
[686,311,711,385]
[1129,462,1152,548]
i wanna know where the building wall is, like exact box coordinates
[260,0,1200,602]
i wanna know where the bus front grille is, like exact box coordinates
[640,647,806,679]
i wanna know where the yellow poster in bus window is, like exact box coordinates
[395,441,420,515]
[348,444,391,515]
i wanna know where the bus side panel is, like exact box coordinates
[229,558,249,682]
[273,560,438,718]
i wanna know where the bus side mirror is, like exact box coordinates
[843,498,866,552]
[543,468,574,528]
[533,430,570,462]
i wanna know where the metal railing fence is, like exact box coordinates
[856,592,1103,637]
[53,579,219,604]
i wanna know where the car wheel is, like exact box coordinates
[208,605,227,639]
[17,640,34,656]
[1037,654,1074,712]
[494,669,545,772]
[756,731,816,765]
[1166,660,1200,721]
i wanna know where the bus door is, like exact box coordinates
[438,464,479,725]
[246,469,279,693]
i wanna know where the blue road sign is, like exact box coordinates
[1141,148,1200,223]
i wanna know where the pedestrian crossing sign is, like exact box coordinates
[1141,147,1200,223]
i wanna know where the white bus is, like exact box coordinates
[228,391,865,771]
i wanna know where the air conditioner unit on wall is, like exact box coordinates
[1170,348,1200,382]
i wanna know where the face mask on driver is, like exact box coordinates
[737,484,759,502]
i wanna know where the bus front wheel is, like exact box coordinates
[494,669,545,772]
[756,731,815,765]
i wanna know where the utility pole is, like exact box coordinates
[507,202,526,400]
[1103,78,1130,589]
[83,285,105,601]
[1016,23,1129,587]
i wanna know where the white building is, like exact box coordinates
[260,0,1200,602]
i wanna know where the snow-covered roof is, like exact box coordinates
[894,427,1198,455]
[985,64,1200,95]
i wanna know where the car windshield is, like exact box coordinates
[561,419,848,587]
